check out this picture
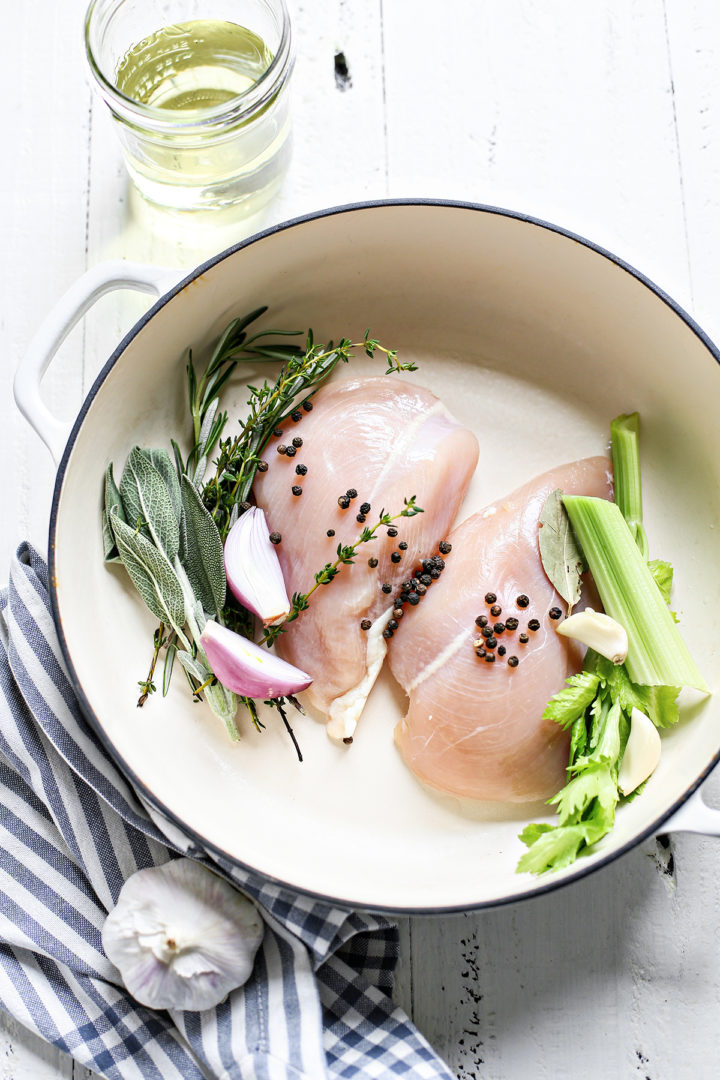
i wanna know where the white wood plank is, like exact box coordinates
[0,1014,71,1079]
[381,0,693,307]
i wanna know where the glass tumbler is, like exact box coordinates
[84,0,293,214]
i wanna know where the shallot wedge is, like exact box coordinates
[253,376,479,738]
[388,457,613,803]
[200,620,312,699]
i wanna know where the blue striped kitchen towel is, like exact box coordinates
[0,543,454,1080]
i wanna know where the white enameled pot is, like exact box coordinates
[14,201,720,913]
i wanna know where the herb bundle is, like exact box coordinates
[518,412,707,874]
[102,307,417,742]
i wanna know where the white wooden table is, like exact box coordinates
[3,1,720,1076]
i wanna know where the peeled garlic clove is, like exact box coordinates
[102,858,264,1011]
[556,608,628,665]
[224,507,290,626]
[618,707,662,796]
[200,619,313,698]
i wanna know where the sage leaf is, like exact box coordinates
[119,447,180,562]
[142,448,183,525]
[177,648,240,739]
[538,488,585,613]
[180,475,226,617]
[102,464,125,562]
[177,650,209,685]
[110,510,187,632]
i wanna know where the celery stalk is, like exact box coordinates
[610,412,649,558]
[563,496,708,692]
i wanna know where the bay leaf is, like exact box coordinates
[538,488,585,612]
[110,510,187,632]
[119,447,180,562]
[180,475,226,617]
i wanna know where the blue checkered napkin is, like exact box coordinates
[0,544,454,1080]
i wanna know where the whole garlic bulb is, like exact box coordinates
[102,858,264,1011]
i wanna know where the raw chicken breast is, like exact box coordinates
[389,457,613,803]
[253,376,479,738]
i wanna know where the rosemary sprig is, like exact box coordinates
[176,307,305,486]
[262,496,424,647]
[200,330,418,541]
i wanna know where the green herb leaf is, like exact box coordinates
[542,671,600,728]
[119,447,180,562]
[179,476,226,617]
[141,448,183,525]
[110,511,186,632]
[538,488,586,613]
[102,463,125,562]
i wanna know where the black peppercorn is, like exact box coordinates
[338,495,350,509]
[494,622,505,635]
[327,529,335,537]
[519,633,529,644]
[382,628,394,639]
[429,569,441,580]
[292,436,303,448]
[485,652,496,663]
[291,409,302,422]
[291,485,302,497]
[277,444,287,455]
[474,642,486,658]
[508,655,519,668]
[490,604,502,618]
[296,463,308,476]
[438,540,452,554]
[498,645,506,656]
[387,527,399,537]
[481,626,493,638]
[388,619,398,631]
[398,541,408,551]
[360,619,372,631]
[549,607,563,620]
[302,400,313,412]
[416,583,427,596]
[391,552,402,563]
[285,445,297,457]
[408,592,420,605]
[368,556,378,568]
[516,594,530,608]
[393,608,404,619]
[269,532,282,545]
[343,736,353,744]
[486,636,497,649]
[485,592,497,604]
[257,460,269,472]
[356,513,367,523]
[528,619,540,632]
[419,573,432,586]
[382,583,392,593]
[346,488,358,499]
[505,617,519,631]
[273,427,284,437]
[475,615,488,628]
[360,502,371,514]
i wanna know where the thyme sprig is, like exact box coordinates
[200,330,418,541]
[137,623,166,706]
[262,497,424,647]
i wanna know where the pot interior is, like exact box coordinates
[52,203,720,910]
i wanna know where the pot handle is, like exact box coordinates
[14,260,185,465]
[657,785,720,837]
